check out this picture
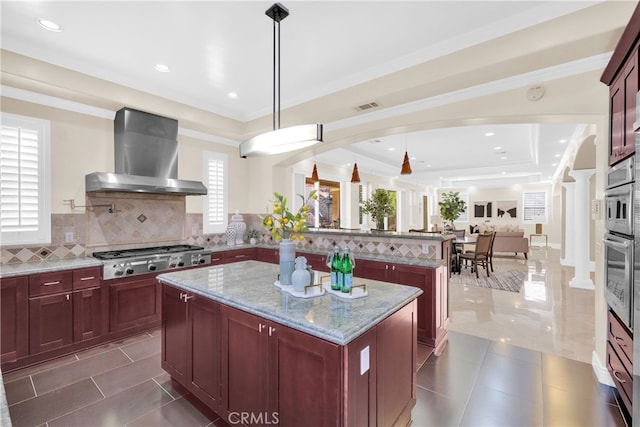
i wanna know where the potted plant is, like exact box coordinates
[246,229,261,245]
[438,191,467,232]
[362,189,395,230]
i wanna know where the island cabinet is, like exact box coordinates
[1,275,29,363]
[222,306,341,427]
[162,285,222,412]
[355,259,447,354]
[159,261,420,426]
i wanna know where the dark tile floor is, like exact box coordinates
[2,329,627,427]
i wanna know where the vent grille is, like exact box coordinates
[355,101,380,111]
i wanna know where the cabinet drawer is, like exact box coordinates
[29,271,72,297]
[607,342,633,414]
[608,311,633,369]
[72,267,101,290]
[224,248,256,263]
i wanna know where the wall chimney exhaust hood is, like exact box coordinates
[86,108,207,195]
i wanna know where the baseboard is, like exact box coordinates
[592,350,614,387]
[560,258,575,267]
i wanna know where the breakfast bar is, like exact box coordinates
[158,260,422,426]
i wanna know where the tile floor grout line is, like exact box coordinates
[119,346,135,362]
[455,342,491,426]
[152,377,178,400]
[90,376,106,399]
[29,374,37,397]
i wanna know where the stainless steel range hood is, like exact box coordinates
[86,108,207,195]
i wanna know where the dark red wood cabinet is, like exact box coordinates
[29,267,104,354]
[608,48,638,166]
[607,310,633,415]
[356,258,447,353]
[1,276,29,363]
[223,306,341,427]
[109,273,161,332]
[162,285,223,412]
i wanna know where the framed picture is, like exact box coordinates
[473,201,492,218]
[496,200,517,218]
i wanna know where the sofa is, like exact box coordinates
[469,224,529,259]
[492,231,529,259]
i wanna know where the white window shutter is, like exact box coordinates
[1,113,51,245]
[203,151,228,234]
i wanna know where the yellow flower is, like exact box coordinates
[275,235,282,241]
[259,190,317,241]
[283,218,289,224]
[291,235,298,240]
[293,226,299,232]
[299,235,305,240]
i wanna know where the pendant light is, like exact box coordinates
[401,136,412,175]
[311,163,319,182]
[239,3,323,158]
[351,162,361,183]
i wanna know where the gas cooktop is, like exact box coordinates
[93,244,212,279]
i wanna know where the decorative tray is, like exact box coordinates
[274,281,326,299]
[325,284,368,300]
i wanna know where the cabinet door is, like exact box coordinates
[109,278,161,332]
[389,263,430,344]
[610,77,624,165]
[269,323,341,427]
[29,292,73,354]
[188,294,222,412]
[223,307,268,423]
[356,258,389,281]
[1,276,29,363]
[162,285,187,383]
[73,287,102,342]
[622,49,638,159]
[255,247,278,264]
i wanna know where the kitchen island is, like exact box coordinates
[158,260,422,427]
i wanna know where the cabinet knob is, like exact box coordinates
[259,323,266,333]
[385,265,389,270]
[392,265,396,271]
[269,326,276,336]
[66,294,70,301]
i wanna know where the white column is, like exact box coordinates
[568,169,595,289]
[561,182,575,267]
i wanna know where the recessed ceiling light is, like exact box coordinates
[559,139,567,143]
[388,147,395,151]
[501,171,506,175]
[552,163,557,166]
[154,64,170,73]
[37,18,62,32]
[227,92,238,99]
[368,139,381,144]
[494,146,502,150]
[485,132,495,137]
[426,164,431,167]
[410,156,416,160]
[554,153,561,158]
[500,156,507,160]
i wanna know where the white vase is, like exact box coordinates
[250,237,257,245]
[279,238,295,286]
[225,225,236,246]
[230,211,246,245]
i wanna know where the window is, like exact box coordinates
[458,192,469,222]
[202,151,228,234]
[523,191,546,222]
[0,113,51,246]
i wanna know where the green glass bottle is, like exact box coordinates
[330,246,341,290]
[341,248,353,293]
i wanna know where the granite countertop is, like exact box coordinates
[157,260,423,346]
[0,258,103,279]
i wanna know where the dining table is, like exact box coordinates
[451,236,477,274]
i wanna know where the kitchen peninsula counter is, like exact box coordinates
[158,260,421,426]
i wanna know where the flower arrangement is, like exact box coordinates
[260,191,318,241]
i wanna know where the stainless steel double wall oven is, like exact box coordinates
[604,156,635,330]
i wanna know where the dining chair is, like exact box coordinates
[449,240,460,278]
[487,230,496,273]
[459,232,493,278]
[452,229,466,253]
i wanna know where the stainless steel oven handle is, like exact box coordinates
[603,238,631,249]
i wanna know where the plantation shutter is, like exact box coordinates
[0,113,50,245]
[458,193,469,222]
[523,191,546,221]
[203,151,228,233]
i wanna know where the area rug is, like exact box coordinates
[450,266,527,293]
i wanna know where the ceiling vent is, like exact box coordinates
[355,101,380,111]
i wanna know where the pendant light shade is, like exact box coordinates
[238,3,323,158]
[351,162,361,183]
[401,151,412,175]
[311,163,319,182]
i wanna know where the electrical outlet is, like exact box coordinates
[64,232,74,243]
